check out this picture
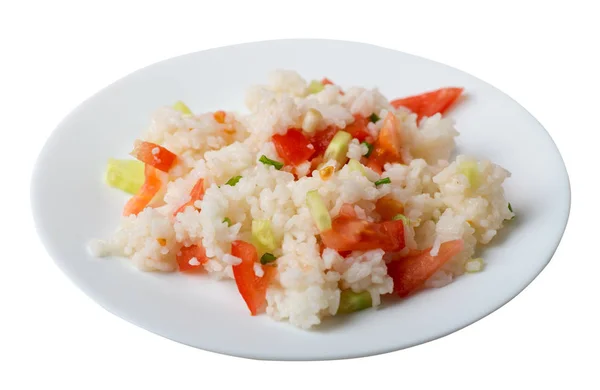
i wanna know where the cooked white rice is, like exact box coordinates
[91,70,514,329]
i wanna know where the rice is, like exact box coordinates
[93,70,514,329]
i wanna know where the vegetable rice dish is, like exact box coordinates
[90,70,514,329]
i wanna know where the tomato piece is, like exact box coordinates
[272,128,315,166]
[131,140,177,173]
[390,87,464,120]
[177,244,208,272]
[123,165,162,216]
[367,112,403,173]
[173,178,205,216]
[309,126,338,156]
[213,110,226,124]
[344,115,370,142]
[320,214,405,252]
[375,196,404,220]
[387,240,464,297]
[321,78,334,86]
[231,240,277,315]
[338,203,358,219]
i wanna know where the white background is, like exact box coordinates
[1,0,597,388]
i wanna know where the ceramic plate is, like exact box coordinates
[31,39,570,360]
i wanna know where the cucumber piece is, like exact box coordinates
[306,190,332,231]
[323,131,352,167]
[173,101,192,115]
[252,219,277,252]
[105,159,145,195]
[337,290,372,314]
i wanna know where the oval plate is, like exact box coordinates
[31,39,570,360]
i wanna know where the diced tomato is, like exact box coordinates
[173,178,205,216]
[375,196,404,220]
[309,126,338,156]
[231,241,277,316]
[177,244,209,272]
[321,78,334,86]
[131,140,177,173]
[390,87,464,120]
[214,110,226,124]
[272,128,315,166]
[387,240,464,297]
[367,112,403,173]
[320,213,405,252]
[123,165,162,216]
[338,203,358,218]
[344,115,370,142]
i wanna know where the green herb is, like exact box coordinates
[223,217,232,226]
[392,214,410,225]
[225,175,242,186]
[369,113,380,123]
[361,141,373,157]
[259,155,283,170]
[374,177,391,186]
[260,253,277,265]
[508,202,515,220]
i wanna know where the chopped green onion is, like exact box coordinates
[225,175,242,186]
[252,220,278,252]
[307,80,325,94]
[223,217,232,226]
[337,290,372,314]
[464,258,485,273]
[374,177,391,186]
[260,253,277,265]
[392,214,410,225]
[361,141,373,157]
[369,113,380,123]
[105,158,145,195]
[508,202,515,220]
[173,101,192,115]
[259,155,283,170]
[306,190,332,231]
[323,131,352,167]
[348,159,366,175]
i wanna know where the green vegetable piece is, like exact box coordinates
[173,101,192,115]
[369,113,380,123]
[323,131,352,166]
[307,80,325,94]
[259,155,284,170]
[458,161,481,189]
[362,141,374,157]
[105,158,145,195]
[374,177,391,186]
[226,175,242,186]
[260,253,277,265]
[223,217,232,226]
[392,214,410,225]
[337,290,373,314]
[464,258,485,273]
[306,190,332,231]
[508,202,513,212]
[348,159,366,175]
[252,220,278,252]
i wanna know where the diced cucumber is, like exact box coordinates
[323,131,352,167]
[252,220,277,252]
[392,214,410,225]
[464,258,485,273]
[307,80,325,94]
[458,161,480,189]
[105,158,145,195]
[348,159,366,175]
[337,290,372,314]
[173,101,192,115]
[306,190,332,231]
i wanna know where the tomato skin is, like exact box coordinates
[344,115,370,142]
[123,165,162,216]
[387,240,464,297]
[309,126,338,156]
[320,215,405,252]
[177,244,208,272]
[231,241,277,316]
[390,87,463,120]
[321,78,334,85]
[173,178,205,216]
[272,129,315,166]
[131,140,177,172]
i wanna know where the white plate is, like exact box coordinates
[31,39,570,360]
